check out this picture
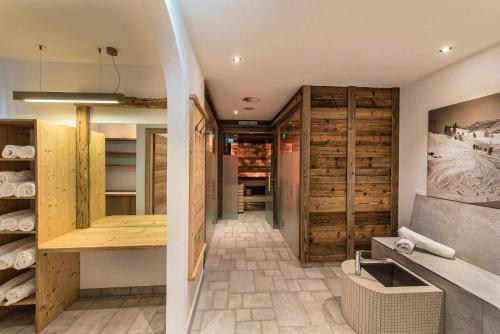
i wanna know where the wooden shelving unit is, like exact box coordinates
[0,119,79,333]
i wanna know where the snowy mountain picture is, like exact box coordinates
[428,93,500,208]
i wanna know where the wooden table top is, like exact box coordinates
[38,215,167,253]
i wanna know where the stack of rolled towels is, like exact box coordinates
[0,209,36,232]
[1,145,35,159]
[0,237,36,270]
[0,170,35,198]
[396,227,456,259]
[0,270,35,305]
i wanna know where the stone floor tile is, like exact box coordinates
[230,271,256,293]
[243,293,273,308]
[251,308,275,321]
[261,320,279,334]
[271,292,310,327]
[228,293,243,309]
[212,289,229,309]
[298,279,328,291]
[235,321,262,334]
[200,310,236,334]
[236,309,251,321]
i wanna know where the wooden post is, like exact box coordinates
[346,86,356,259]
[391,88,400,236]
[300,85,311,262]
[76,105,91,229]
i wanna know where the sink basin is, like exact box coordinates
[362,262,427,287]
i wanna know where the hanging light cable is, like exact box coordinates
[38,44,44,92]
[98,47,102,93]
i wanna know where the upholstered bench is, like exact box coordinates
[372,195,500,334]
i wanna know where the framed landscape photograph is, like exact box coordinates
[428,92,500,208]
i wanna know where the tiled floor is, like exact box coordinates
[0,294,165,334]
[190,211,355,334]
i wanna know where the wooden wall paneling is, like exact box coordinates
[299,86,311,262]
[188,98,206,280]
[106,194,136,215]
[307,86,349,262]
[76,105,91,229]
[346,87,357,259]
[145,128,168,214]
[391,88,400,236]
[35,120,79,332]
[353,88,395,253]
[90,131,106,222]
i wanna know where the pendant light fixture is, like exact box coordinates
[13,45,124,104]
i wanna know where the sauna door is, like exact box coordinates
[278,112,301,258]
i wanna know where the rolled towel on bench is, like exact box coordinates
[16,146,35,159]
[15,181,35,198]
[0,209,34,231]
[395,238,415,255]
[0,270,34,302]
[0,170,33,184]
[14,246,36,270]
[0,240,36,270]
[1,145,22,158]
[398,227,456,259]
[5,277,35,306]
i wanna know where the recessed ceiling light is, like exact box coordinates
[244,107,254,111]
[439,46,453,53]
[242,97,261,103]
[232,56,242,63]
[233,110,239,115]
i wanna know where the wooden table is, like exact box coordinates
[38,215,167,253]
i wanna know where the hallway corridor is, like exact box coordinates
[190,211,355,334]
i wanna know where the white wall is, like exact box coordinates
[0,58,168,289]
[400,43,500,226]
[0,59,166,125]
[143,0,205,333]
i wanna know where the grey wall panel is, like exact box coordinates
[222,155,239,219]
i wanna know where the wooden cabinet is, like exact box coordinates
[272,86,399,263]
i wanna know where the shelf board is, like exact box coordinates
[105,138,136,142]
[106,151,136,155]
[106,164,136,167]
[0,295,36,306]
[0,197,35,200]
[106,191,137,196]
[0,158,35,162]
[0,231,36,234]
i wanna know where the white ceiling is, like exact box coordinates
[179,0,500,120]
[0,0,160,66]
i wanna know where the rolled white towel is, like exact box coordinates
[5,277,35,306]
[395,238,415,255]
[14,246,36,270]
[0,237,34,257]
[0,182,22,198]
[0,170,33,184]
[0,270,34,302]
[14,181,35,198]
[0,241,35,270]
[16,146,35,159]
[0,210,35,231]
[18,214,36,232]
[1,145,22,158]
[398,227,456,259]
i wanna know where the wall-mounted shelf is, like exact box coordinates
[0,197,36,200]
[105,138,136,142]
[0,295,36,307]
[0,158,36,162]
[106,151,136,155]
[105,191,136,196]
